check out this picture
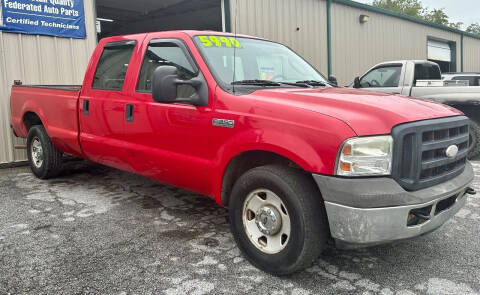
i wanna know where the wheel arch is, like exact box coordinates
[23,111,44,131]
[16,100,49,137]
[219,149,321,207]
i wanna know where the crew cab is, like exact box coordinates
[10,31,475,275]
[352,60,480,158]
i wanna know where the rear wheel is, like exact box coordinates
[229,165,328,275]
[26,125,63,179]
[468,120,480,159]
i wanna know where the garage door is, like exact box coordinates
[427,40,451,62]
[96,0,223,39]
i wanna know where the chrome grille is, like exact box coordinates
[392,116,469,191]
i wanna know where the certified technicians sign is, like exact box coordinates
[0,0,86,39]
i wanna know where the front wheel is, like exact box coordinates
[229,165,329,275]
[26,125,63,179]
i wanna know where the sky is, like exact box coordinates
[354,0,480,30]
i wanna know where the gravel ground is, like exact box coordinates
[0,160,479,295]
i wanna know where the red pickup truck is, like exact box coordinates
[10,30,475,275]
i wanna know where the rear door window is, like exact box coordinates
[92,41,136,91]
[413,64,442,83]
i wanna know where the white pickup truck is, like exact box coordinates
[352,60,480,158]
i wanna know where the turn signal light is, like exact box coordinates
[340,161,351,172]
[342,144,352,156]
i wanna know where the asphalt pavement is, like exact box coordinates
[0,160,479,295]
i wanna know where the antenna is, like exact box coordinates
[232,0,238,93]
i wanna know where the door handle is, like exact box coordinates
[83,100,89,116]
[126,104,134,122]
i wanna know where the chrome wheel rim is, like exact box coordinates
[242,189,291,254]
[31,137,43,168]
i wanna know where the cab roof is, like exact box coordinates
[101,30,263,43]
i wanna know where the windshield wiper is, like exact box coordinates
[231,79,282,86]
[231,79,311,88]
[275,81,311,88]
[294,80,327,86]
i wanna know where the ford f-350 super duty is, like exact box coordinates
[10,31,475,275]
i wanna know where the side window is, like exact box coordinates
[414,64,442,83]
[137,41,197,92]
[360,65,402,88]
[92,42,136,91]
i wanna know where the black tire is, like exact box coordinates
[229,165,329,275]
[468,120,480,159]
[26,125,63,179]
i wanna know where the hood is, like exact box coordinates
[249,87,462,135]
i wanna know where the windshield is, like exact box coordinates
[193,35,328,87]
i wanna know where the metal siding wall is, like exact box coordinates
[0,0,97,164]
[463,36,480,72]
[331,3,462,86]
[229,0,328,75]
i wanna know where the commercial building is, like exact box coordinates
[1,0,480,164]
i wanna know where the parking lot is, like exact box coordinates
[0,160,479,295]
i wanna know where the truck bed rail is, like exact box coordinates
[12,84,81,92]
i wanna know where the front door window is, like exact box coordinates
[360,65,402,88]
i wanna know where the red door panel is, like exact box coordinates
[79,37,142,172]
[123,100,215,195]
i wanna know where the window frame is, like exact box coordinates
[91,40,137,92]
[135,38,200,94]
[359,63,403,88]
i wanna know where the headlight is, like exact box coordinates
[336,135,393,176]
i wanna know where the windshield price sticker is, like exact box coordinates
[198,35,241,48]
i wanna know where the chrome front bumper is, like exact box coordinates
[325,190,467,247]
[313,162,474,247]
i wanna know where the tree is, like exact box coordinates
[423,8,449,26]
[372,0,423,18]
[449,22,464,30]
[466,23,480,35]
[372,0,470,30]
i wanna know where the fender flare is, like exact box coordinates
[211,129,330,205]
[19,101,49,136]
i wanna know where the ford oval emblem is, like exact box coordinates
[445,145,459,158]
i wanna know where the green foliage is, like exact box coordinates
[372,0,473,31]
[423,8,449,26]
[372,0,423,18]
[449,22,464,30]
[466,23,480,35]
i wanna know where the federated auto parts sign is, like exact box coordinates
[0,0,86,39]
